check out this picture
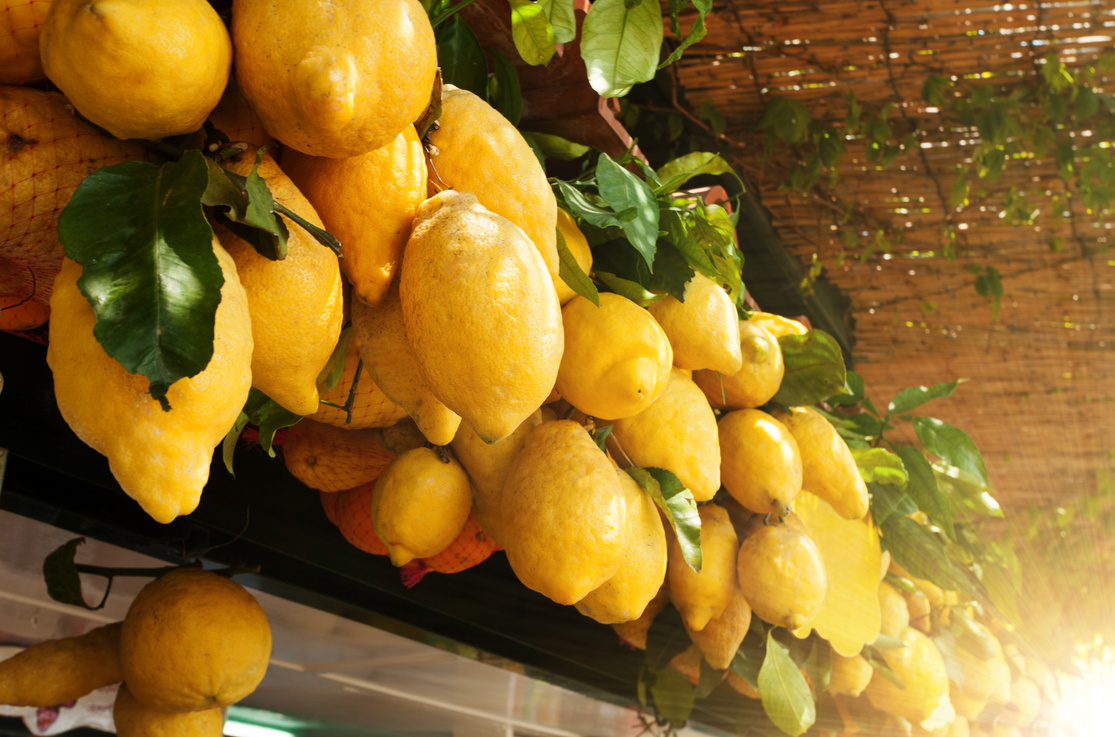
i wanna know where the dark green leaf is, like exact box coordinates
[592,423,613,453]
[627,466,702,571]
[528,131,591,161]
[897,447,955,540]
[594,237,691,302]
[435,15,489,98]
[508,0,556,65]
[888,380,966,415]
[921,74,951,107]
[1074,86,1099,120]
[217,149,291,260]
[538,0,576,43]
[912,417,989,486]
[650,664,696,726]
[772,330,848,407]
[43,537,93,609]
[659,11,706,68]
[58,154,221,411]
[556,227,599,305]
[595,270,660,305]
[870,481,917,527]
[595,153,660,267]
[488,48,523,126]
[826,371,865,407]
[880,515,980,601]
[759,632,816,737]
[730,633,765,689]
[645,603,691,672]
[222,410,252,476]
[851,448,907,486]
[655,151,742,195]
[581,0,663,97]
[756,97,810,144]
[802,640,832,699]
[554,180,637,228]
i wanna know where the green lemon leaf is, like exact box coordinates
[897,447,955,540]
[591,423,613,453]
[209,148,292,261]
[43,537,93,609]
[655,151,742,195]
[659,10,706,68]
[912,417,989,487]
[851,447,908,486]
[556,227,599,305]
[593,237,691,302]
[595,270,660,306]
[759,632,816,737]
[879,515,980,601]
[58,153,221,411]
[802,640,832,698]
[528,131,591,161]
[595,153,659,267]
[626,466,702,572]
[869,481,917,527]
[538,0,576,43]
[650,661,696,726]
[645,603,690,672]
[730,631,765,688]
[554,180,636,228]
[581,0,663,97]
[887,379,967,415]
[436,14,489,98]
[508,0,555,65]
[772,330,848,407]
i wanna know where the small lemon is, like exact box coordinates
[667,503,739,632]
[735,514,826,630]
[719,408,803,516]
[878,580,910,639]
[557,293,672,421]
[684,580,752,670]
[370,447,474,567]
[649,273,743,374]
[500,420,627,605]
[864,628,950,723]
[554,208,593,305]
[773,405,869,520]
[829,651,874,697]
[40,0,232,140]
[693,319,784,409]
[610,368,720,502]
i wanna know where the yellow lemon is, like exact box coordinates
[449,409,544,545]
[113,684,224,737]
[47,247,252,524]
[400,190,563,443]
[828,651,873,698]
[610,368,720,502]
[649,273,743,374]
[120,568,271,711]
[351,280,461,446]
[864,628,950,723]
[0,623,122,707]
[231,0,436,158]
[735,514,827,630]
[282,125,427,305]
[719,408,803,516]
[428,85,558,279]
[611,584,670,650]
[668,502,739,632]
[554,207,593,304]
[684,580,752,670]
[575,470,668,624]
[500,420,627,605]
[693,319,784,410]
[216,146,344,416]
[370,446,474,567]
[557,292,672,421]
[773,405,869,520]
[40,0,231,140]
[750,311,808,338]
[878,579,910,639]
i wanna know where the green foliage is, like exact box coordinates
[581,0,664,97]
[508,0,556,66]
[771,330,848,406]
[758,632,815,737]
[626,466,703,572]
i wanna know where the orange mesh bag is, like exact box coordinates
[1,86,147,303]
[284,419,398,492]
[310,336,409,429]
[0,1,50,84]
[334,482,389,556]
[399,512,499,587]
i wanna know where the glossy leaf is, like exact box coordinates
[210,150,290,261]
[772,330,848,407]
[581,0,663,97]
[58,154,222,410]
[539,0,576,43]
[880,514,980,601]
[897,446,955,540]
[593,237,691,303]
[851,447,907,486]
[650,664,696,726]
[913,416,989,486]
[655,151,740,194]
[659,9,706,68]
[888,379,966,415]
[759,632,816,737]
[529,131,591,160]
[554,180,637,229]
[870,481,916,527]
[627,466,702,572]
[595,153,659,267]
[508,0,555,65]
[556,228,599,305]
[435,15,489,97]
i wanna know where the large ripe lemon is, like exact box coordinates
[648,273,743,374]
[232,0,436,158]
[40,0,231,140]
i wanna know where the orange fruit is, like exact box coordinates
[282,419,398,493]
[333,482,389,556]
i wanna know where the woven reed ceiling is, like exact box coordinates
[662,0,1115,511]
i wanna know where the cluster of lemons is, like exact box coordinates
[0,568,271,736]
[0,1,1054,735]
